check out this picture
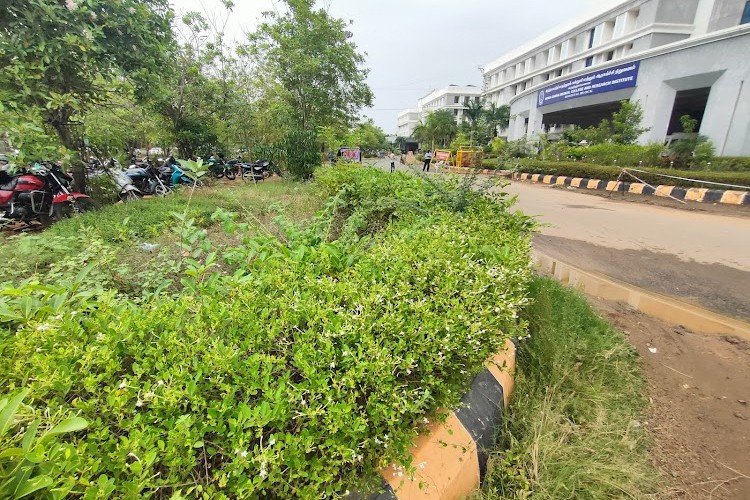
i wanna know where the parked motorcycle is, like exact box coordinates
[206,156,236,180]
[125,160,171,196]
[0,162,94,226]
[240,159,273,182]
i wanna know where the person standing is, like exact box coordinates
[422,150,433,172]
[389,152,395,173]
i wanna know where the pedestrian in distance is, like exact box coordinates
[422,150,432,172]
[389,152,395,173]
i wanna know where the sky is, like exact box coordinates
[171,0,623,133]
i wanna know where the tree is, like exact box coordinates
[0,0,174,188]
[413,111,458,150]
[611,100,650,145]
[485,103,511,138]
[247,0,373,131]
[344,119,388,152]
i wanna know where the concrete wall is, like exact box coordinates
[708,0,747,31]
[655,0,700,23]
[510,32,750,156]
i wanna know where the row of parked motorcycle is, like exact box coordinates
[97,156,274,202]
[0,158,95,227]
[0,154,274,228]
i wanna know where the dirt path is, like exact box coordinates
[591,298,750,499]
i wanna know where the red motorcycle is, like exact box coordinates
[0,162,94,227]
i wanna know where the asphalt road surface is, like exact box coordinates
[363,158,750,320]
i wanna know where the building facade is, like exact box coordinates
[397,109,421,138]
[396,85,482,137]
[482,0,750,156]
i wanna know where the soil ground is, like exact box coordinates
[590,298,750,499]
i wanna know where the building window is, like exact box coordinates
[454,109,459,116]
[585,56,594,67]
[454,96,459,104]
[742,1,750,24]
[588,28,596,49]
[606,51,615,61]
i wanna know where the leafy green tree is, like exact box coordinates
[413,110,457,150]
[344,119,388,152]
[485,103,511,138]
[611,100,650,145]
[463,98,485,144]
[0,0,174,187]
[247,0,373,130]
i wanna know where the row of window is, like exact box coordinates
[487,8,641,89]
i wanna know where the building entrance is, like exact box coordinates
[666,87,711,135]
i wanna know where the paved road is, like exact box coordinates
[363,158,750,319]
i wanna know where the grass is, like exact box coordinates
[0,179,323,282]
[480,277,658,499]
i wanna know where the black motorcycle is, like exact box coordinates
[125,160,171,196]
[240,159,273,182]
[207,157,236,180]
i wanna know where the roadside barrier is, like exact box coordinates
[372,339,516,499]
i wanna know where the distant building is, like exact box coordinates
[482,0,750,155]
[397,85,482,138]
[397,109,421,138]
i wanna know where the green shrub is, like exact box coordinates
[564,143,663,166]
[516,160,750,189]
[706,156,750,172]
[0,166,534,498]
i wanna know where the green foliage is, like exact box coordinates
[564,143,663,166]
[344,119,389,153]
[564,119,612,145]
[680,114,698,134]
[0,0,174,151]
[278,128,321,180]
[246,0,373,131]
[610,100,649,145]
[705,156,750,172]
[516,160,750,188]
[481,278,656,499]
[0,389,89,499]
[0,167,533,497]
[413,110,458,149]
[484,103,511,139]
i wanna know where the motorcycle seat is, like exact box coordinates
[0,177,18,191]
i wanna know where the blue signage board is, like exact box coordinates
[536,61,640,107]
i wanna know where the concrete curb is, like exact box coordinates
[441,166,750,206]
[372,339,516,499]
[533,250,750,341]
[512,172,750,206]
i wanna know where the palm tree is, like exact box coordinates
[413,110,457,150]
[485,103,511,138]
[463,98,485,144]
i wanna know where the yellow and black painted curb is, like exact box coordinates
[371,339,516,499]
[511,172,750,206]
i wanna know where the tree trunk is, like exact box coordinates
[46,107,87,193]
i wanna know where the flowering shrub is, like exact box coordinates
[0,166,534,497]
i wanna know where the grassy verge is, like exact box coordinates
[0,180,322,282]
[480,277,657,499]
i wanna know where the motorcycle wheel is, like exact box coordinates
[154,184,170,196]
[121,190,143,203]
[225,169,236,180]
[53,198,97,220]
[263,171,271,179]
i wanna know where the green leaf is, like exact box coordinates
[40,417,88,443]
[14,475,54,499]
[0,389,29,436]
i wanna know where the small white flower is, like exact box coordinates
[240,450,248,458]
[419,461,427,469]
[157,380,164,386]
[406,369,412,375]
[36,347,43,353]
[421,417,429,425]
[135,399,143,407]
[128,6,136,14]
[259,460,268,478]
[118,381,127,389]
[344,490,350,497]
[268,437,276,446]
[342,350,349,356]
[374,437,382,445]
[330,361,335,369]
[143,391,155,400]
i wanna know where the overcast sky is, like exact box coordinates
[172,0,623,133]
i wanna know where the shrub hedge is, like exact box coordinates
[0,166,534,498]
[515,160,750,190]
[707,156,750,172]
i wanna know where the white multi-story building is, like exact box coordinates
[482,0,750,155]
[396,85,482,137]
[397,109,421,138]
